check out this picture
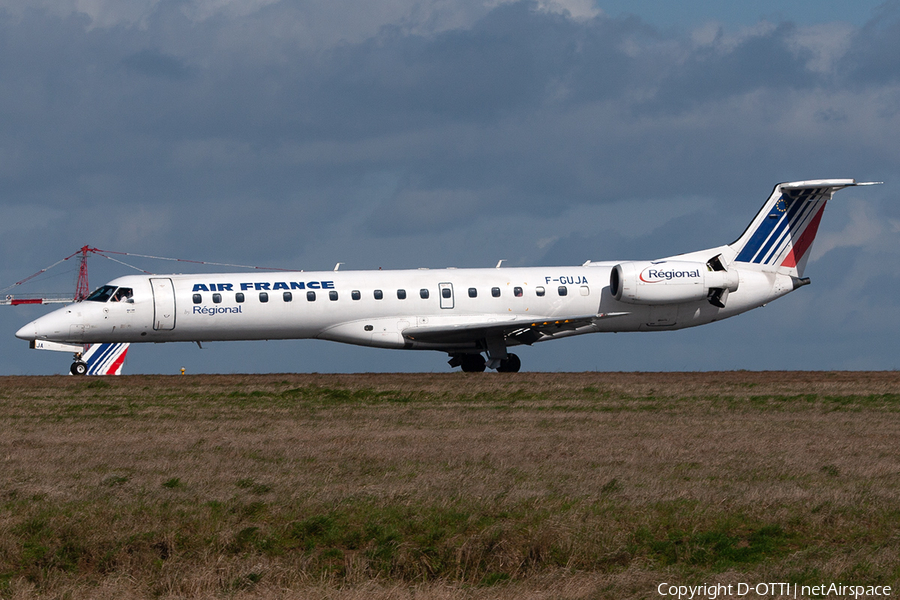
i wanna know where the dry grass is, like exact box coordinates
[0,372,898,599]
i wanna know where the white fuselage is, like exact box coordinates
[16,253,793,352]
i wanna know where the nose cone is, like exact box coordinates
[16,321,37,341]
[15,307,78,343]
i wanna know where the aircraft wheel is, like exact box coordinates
[497,353,521,373]
[71,361,88,376]
[460,353,486,373]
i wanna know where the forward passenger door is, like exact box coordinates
[150,278,176,330]
[439,282,454,309]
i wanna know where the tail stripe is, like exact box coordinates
[735,187,830,266]
[84,343,116,370]
[780,203,826,268]
[751,194,808,263]
[735,194,802,263]
[758,194,821,265]
[106,348,128,375]
[83,342,129,375]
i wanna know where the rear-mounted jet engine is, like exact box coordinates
[609,258,739,307]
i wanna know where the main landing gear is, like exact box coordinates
[448,352,521,373]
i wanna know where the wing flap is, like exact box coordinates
[402,313,629,345]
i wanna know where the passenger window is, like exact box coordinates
[420,289,429,299]
[558,286,568,296]
[468,288,477,298]
[374,289,383,300]
[192,294,202,304]
[259,292,269,302]
[442,288,451,299]
[307,291,316,302]
[397,289,406,300]
[236,292,245,303]
[580,286,590,296]
[329,291,338,301]
[213,293,222,304]
[536,287,545,297]
[491,287,501,298]
[351,290,361,301]
[514,287,523,297]
[284,292,292,302]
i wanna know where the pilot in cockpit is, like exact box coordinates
[112,287,133,302]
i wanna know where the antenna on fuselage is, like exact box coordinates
[495,260,506,268]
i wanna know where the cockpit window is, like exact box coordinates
[85,285,117,302]
[112,287,133,302]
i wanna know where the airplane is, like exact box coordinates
[15,179,879,374]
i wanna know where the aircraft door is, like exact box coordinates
[439,282,454,309]
[150,278,176,330]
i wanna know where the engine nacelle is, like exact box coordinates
[609,260,739,305]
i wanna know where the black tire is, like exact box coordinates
[71,361,88,376]
[497,353,521,373]
[460,354,486,373]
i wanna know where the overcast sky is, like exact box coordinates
[1,0,898,374]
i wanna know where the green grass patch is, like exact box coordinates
[645,523,790,569]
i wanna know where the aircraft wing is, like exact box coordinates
[402,312,629,346]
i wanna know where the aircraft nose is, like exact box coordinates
[15,321,36,341]
[15,309,76,342]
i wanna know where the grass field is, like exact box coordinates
[0,371,898,599]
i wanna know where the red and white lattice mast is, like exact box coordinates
[1,245,99,305]
[74,245,92,302]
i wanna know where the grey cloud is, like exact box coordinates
[637,23,819,115]
[121,50,192,79]
[840,2,900,85]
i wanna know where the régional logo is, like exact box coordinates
[639,267,701,283]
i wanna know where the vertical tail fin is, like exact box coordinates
[83,342,130,375]
[730,179,879,277]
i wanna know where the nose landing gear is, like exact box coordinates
[70,361,88,376]
[70,351,87,376]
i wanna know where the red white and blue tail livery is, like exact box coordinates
[16,179,880,373]
[730,180,872,277]
[82,343,130,375]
